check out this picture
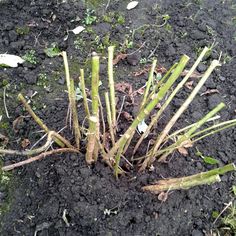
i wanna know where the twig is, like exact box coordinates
[116,95,126,124]
[18,93,65,147]
[213,201,233,224]
[2,148,79,171]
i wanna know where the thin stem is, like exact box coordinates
[62,51,81,149]
[142,59,221,170]
[108,46,116,130]
[0,131,74,156]
[18,93,65,147]
[79,68,90,118]
[107,55,189,166]
[133,47,209,155]
[140,60,157,111]
[105,92,115,145]
[2,148,79,171]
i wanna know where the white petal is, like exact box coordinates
[0,54,25,68]
[127,1,139,10]
[137,119,148,134]
[71,26,85,35]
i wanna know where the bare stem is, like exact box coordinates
[2,148,79,171]
[18,94,65,147]
[105,92,115,145]
[79,68,90,118]
[141,59,221,170]
[107,55,189,172]
[62,51,81,149]
[86,53,100,164]
[133,47,209,155]
[142,163,235,193]
[108,46,116,131]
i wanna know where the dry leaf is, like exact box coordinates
[127,1,139,10]
[181,70,202,79]
[21,138,31,149]
[113,53,127,65]
[0,133,9,146]
[158,192,168,202]
[121,111,133,121]
[13,116,25,133]
[185,81,194,90]
[178,147,189,156]
[200,89,219,96]
[115,82,133,95]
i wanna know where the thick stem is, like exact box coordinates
[142,59,221,170]
[142,163,235,193]
[133,47,209,155]
[62,51,81,149]
[108,46,116,130]
[86,53,100,164]
[107,55,190,161]
[86,116,99,164]
[79,68,90,118]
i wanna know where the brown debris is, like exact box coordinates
[13,116,25,133]
[157,191,169,202]
[115,82,133,95]
[200,89,220,96]
[184,81,194,90]
[21,138,31,149]
[113,53,128,65]
[121,111,133,121]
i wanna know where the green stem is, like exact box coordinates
[108,55,189,163]
[142,59,221,170]
[105,92,115,145]
[62,51,81,149]
[142,163,235,193]
[18,93,65,147]
[108,46,116,130]
[86,53,100,164]
[139,60,157,111]
[79,68,90,118]
[133,47,209,155]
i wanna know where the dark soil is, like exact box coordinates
[0,0,236,235]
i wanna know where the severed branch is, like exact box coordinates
[2,148,79,171]
[0,131,74,157]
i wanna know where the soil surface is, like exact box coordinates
[0,0,236,235]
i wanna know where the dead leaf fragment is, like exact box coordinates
[115,82,133,95]
[21,138,31,149]
[113,53,127,65]
[13,116,25,133]
[185,81,194,90]
[181,70,202,79]
[200,89,219,96]
[177,147,189,156]
[158,192,168,202]
[121,111,133,121]
[0,133,9,146]
[177,139,193,156]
